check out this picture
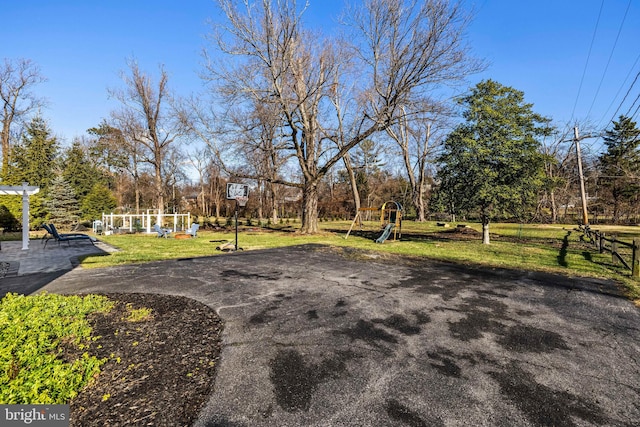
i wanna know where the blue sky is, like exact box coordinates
[2,0,639,153]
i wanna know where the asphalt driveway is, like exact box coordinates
[38,244,640,426]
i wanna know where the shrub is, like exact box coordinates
[0,204,19,231]
[0,293,113,404]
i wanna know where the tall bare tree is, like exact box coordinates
[538,126,574,223]
[386,106,447,221]
[186,147,213,215]
[110,60,183,221]
[203,0,481,233]
[0,58,46,176]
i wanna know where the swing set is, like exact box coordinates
[345,201,403,243]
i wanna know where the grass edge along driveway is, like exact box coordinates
[78,221,640,303]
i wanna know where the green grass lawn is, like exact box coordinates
[66,220,640,302]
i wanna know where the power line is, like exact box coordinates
[586,0,632,118]
[596,53,640,128]
[625,91,640,115]
[629,94,640,121]
[570,0,605,122]
[608,69,640,123]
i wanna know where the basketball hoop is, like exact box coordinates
[235,196,248,207]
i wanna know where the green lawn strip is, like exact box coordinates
[74,222,640,301]
[0,293,114,404]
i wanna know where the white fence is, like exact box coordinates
[97,211,191,234]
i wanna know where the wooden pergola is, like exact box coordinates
[0,182,40,250]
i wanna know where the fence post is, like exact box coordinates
[612,235,618,265]
[633,239,639,279]
[597,231,603,252]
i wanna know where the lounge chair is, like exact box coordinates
[185,223,200,237]
[153,224,171,238]
[44,223,96,248]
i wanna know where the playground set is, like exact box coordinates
[345,201,403,243]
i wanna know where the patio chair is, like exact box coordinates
[44,223,96,248]
[153,224,171,238]
[185,223,200,238]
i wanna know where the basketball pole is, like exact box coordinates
[235,199,239,251]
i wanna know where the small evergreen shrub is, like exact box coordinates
[0,292,113,404]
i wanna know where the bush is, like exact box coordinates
[0,204,19,231]
[0,293,113,404]
[81,183,116,221]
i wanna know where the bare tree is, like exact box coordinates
[386,106,447,221]
[110,60,183,221]
[231,99,291,222]
[0,58,46,175]
[539,128,574,223]
[186,147,214,215]
[204,0,481,233]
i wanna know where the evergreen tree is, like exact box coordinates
[5,115,59,189]
[435,80,551,244]
[62,140,104,202]
[0,115,58,227]
[44,174,80,227]
[0,204,19,231]
[598,115,640,222]
[81,183,117,221]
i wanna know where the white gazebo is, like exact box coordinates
[0,182,40,250]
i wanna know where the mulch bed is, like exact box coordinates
[69,293,223,427]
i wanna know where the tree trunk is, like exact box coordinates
[269,182,279,224]
[1,120,10,175]
[300,181,318,234]
[343,153,361,215]
[413,183,426,222]
[257,179,264,221]
[155,163,164,224]
[550,189,557,223]
[482,215,490,244]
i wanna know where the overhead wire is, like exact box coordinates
[587,0,640,156]
[627,92,640,119]
[570,0,605,123]
[596,53,640,129]
[607,69,640,124]
[585,0,632,119]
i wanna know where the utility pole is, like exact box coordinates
[574,126,590,227]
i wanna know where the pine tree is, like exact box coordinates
[45,174,81,227]
[0,115,58,227]
[5,115,59,189]
[62,140,105,202]
[598,115,640,222]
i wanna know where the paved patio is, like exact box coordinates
[0,239,115,297]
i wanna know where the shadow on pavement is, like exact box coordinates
[0,270,70,298]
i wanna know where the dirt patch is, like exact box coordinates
[69,293,223,426]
